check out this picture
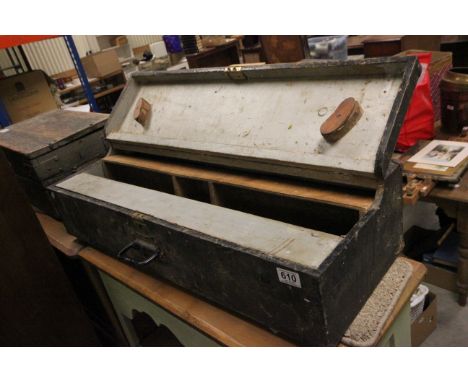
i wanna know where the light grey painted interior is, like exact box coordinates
[107,74,403,177]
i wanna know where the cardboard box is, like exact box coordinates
[80,50,121,79]
[112,36,128,47]
[411,291,437,346]
[424,262,457,292]
[0,70,58,124]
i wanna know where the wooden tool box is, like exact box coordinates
[49,58,419,345]
[0,110,109,216]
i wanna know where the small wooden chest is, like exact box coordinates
[0,110,109,216]
[50,58,419,345]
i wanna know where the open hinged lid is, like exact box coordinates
[105,57,419,188]
[0,110,108,159]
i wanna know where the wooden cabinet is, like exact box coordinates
[186,39,240,68]
[260,35,308,63]
[0,150,99,346]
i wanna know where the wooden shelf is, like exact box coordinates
[104,154,375,212]
[58,70,125,96]
[58,78,99,96]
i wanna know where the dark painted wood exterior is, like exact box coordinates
[49,59,417,345]
[51,162,402,345]
[0,110,109,215]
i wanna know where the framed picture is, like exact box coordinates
[408,140,468,167]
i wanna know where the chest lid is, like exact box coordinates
[106,57,419,187]
[0,110,108,159]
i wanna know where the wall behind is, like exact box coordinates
[22,36,93,76]
[126,35,163,48]
[0,35,162,77]
[0,50,15,75]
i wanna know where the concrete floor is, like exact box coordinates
[421,283,468,346]
[402,203,468,346]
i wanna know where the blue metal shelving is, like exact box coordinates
[0,100,12,128]
[63,36,99,112]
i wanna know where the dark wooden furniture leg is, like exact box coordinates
[457,205,468,306]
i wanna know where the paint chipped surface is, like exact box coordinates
[107,75,403,176]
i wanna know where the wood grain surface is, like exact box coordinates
[0,110,107,157]
[104,154,374,212]
[36,212,84,257]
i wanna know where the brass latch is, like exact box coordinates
[403,175,436,205]
[225,65,247,81]
[225,63,266,81]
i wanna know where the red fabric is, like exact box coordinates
[396,52,435,152]
[0,35,58,49]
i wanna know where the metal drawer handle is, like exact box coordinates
[117,239,160,266]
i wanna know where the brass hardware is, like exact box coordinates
[403,175,436,205]
[225,66,247,81]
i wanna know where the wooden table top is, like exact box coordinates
[394,133,468,205]
[37,212,426,347]
[429,170,468,204]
